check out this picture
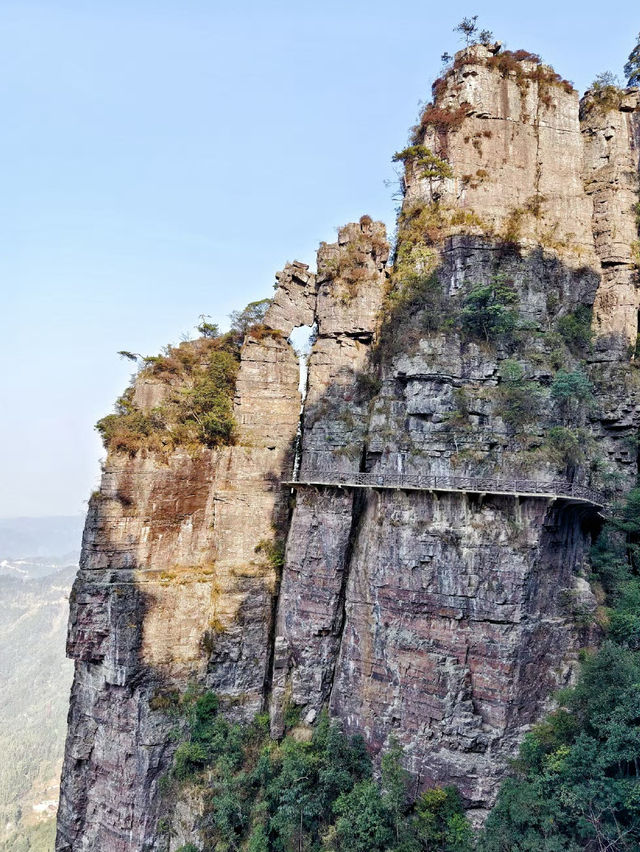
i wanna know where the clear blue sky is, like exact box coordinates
[1,0,637,517]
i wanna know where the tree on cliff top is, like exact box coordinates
[453,16,493,47]
[625,32,640,87]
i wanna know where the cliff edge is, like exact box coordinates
[57,45,640,849]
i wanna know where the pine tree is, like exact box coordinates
[624,32,640,87]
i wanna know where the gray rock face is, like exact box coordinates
[264,261,317,336]
[582,88,640,349]
[270,236,617,813]
[329,493,593,810]
[56,288,310,850]
[58,49,640,849]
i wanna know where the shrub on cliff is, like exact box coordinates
[374,267,447,364]
[96,392,167,455]
[550,369,594,422]
[96,337,239,455]
[545,426,585,473]
[460,276,518,343]
[496,360,543,430]
[161,690,473,852]
[392,145,454,181]
[229,298,271,340]
[95,300,275,456]
[556,306,593,354]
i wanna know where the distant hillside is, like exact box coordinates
[0,519,77,851]
[0,516,84,562]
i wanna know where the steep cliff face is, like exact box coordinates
[582,86,640,347]
[269,48,639,817]
[56,281,312,849]
[58,45,640,848]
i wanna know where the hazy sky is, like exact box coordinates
[1,0,637,517]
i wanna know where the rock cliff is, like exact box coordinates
[57,45,640,849]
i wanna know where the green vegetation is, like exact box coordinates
[197,315,221,339]
[392,145,454,180]
[583,72,626,114]
[480,488,640,851]
[254,537,286,570]
[453,16,493,47]
[161,690,473,851]
[624,32,640,88]
[96,336,239,455]
[550,369,594,422]
[96,300,275,457]
[229,299,271,338]
[496,360,542,429]
[459,277,519,343]
[375,269,448,364]
[545,426,585,472]
[556,306,593,354]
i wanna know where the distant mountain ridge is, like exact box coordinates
[0,516,84,561]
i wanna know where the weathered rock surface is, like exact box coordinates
[402,44,640,348]
[270,220,389,734]
[58,45,640,849]
[56,287,308,850]
[330,492,594,814]
[582,88,640,348]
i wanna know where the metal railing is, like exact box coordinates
[286,469,605,507]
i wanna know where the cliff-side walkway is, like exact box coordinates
[284,471,606,510]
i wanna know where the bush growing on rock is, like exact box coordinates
[95,297,274,457]
[160,690,473,852]
[550,369,594,422]
[496,359,544,429]
[460,276,519,343]
[556,305,593,354]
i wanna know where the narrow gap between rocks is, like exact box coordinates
[288,324,317,479]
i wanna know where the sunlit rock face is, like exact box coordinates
[58,46,640,849]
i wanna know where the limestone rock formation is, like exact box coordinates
[57,45,640,849]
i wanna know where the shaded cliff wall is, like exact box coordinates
[270,220,390,735]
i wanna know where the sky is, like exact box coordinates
[0,0,637,518]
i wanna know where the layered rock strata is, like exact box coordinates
[56,270,315,850]
[58,45,640,848]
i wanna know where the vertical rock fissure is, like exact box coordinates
[262,325,317,706]
[324,485,368,702]
[262,557,284,708]
[533,78,542,209]
[288,324,317,480]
